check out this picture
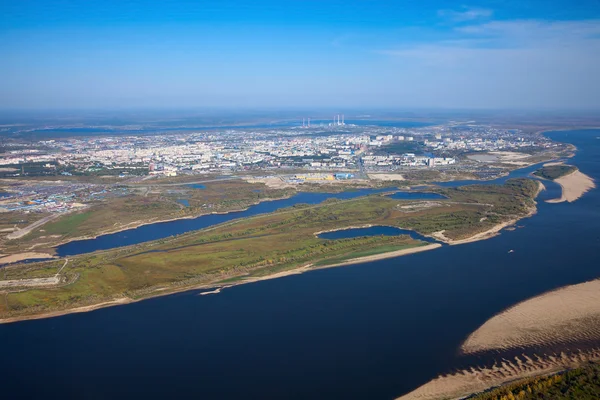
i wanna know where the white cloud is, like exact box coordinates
[375,19,600,108]
[437,7,493,22]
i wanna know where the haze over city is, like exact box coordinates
[3,0,600,110]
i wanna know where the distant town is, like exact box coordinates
[0,118,565,215]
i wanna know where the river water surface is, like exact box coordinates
[1,130,598,400]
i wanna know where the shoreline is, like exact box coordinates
[398,349,600,400]
[462,279,600,354]
[2,193,299,259]
[399,278,600,400]
[0,252,57,265]
[545,169,596,203]
[427,180,544,246]
[0,243,442,325]
[0,173,547,323]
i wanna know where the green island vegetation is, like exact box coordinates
[469,362,600,400]
[0,179,295,254]
[0,178,541,320]
[534,164,577,180]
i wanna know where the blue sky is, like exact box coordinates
[2,0,600,109]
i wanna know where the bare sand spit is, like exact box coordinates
[369,173,406,181]
[0,252,56,265]
[323,243,442,268]
[546,170,595,203]
[398,349,600,400]
[463,279,600,354]
[430,219,518,245]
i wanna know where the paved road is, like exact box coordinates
[6,214,63,240]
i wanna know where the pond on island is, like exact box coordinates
[317,225,440,244]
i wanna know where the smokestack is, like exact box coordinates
[308,118,310,127]
[342,114,344,125]
[302,118,305,128]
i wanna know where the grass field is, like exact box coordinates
[0,179,296,255]
[0,178,541,320]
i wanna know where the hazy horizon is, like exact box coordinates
[3,0,600,110]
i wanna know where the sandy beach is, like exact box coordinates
[463,279,600,354]
[313,224,375,236]
[430,218,518,245]
[399,279,600,400]
[398,349,600,400]
[0,252,56,265]
[546,169,595,203]
[323,243,442,268]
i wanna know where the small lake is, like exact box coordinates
[318,225,440,244]
[176,199,190,207]
[186,184,206,189]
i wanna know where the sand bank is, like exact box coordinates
[546,169,595,203]
[369,173,406,181]
[463,279,600,354]
[313,224,374,236]
[398,349,600,400]
[430,218,518,246]
[399,279,600,400]
[0,252,56,265]
[323,243,442,268]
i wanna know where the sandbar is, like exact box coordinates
[398,349,600,400]
[462,279,600,354]
[546,169,595,203]
[399,279,600,400]
[369,173,406,181]
[0,252,56,265]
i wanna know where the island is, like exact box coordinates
[534,163,596,203]
[0,178,542,323]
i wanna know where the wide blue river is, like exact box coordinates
[1,130,599,400]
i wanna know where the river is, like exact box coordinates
[55,161,543,257]
[0,130,598,400]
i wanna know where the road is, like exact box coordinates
[126,176,239,188]
[6,213,63,240]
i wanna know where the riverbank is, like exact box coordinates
[546,169,596,203]
[427,180,544,246]
[0,243,441,324]
[0,297,132,324]
[1,192,299,260]
[321,243,441,268]
[0,252,56,265]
